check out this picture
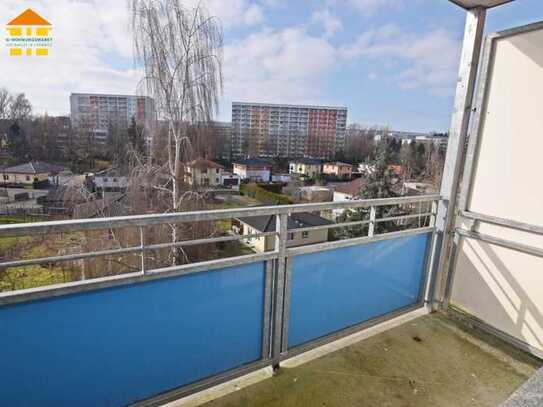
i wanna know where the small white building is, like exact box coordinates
[221,172,241,191]
[233,159,272,182]
[1,161,65,187]
[236,212,332,253]
[289,159,322,178]
[93,170,129,193]
[271,174,291,183]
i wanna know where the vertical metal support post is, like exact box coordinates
[280,258,293,353]
[368,206,376,237]
[431,7,487,311]
[422,201,438,304]
[262,260,274,360]
[139,226,146,275]
[272,213,288,368]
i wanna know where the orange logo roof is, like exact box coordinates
[7,9,51,26]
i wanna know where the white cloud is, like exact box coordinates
[311,9,343,38]
[259,0,286,8]
[0,1,140,115]
[0,0,265,116]
[340,24,461,96]
[244,4,264,25]
[333,0,405,16]
[196,0,264,27]
[222,27,336,108]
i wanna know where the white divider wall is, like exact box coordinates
[450,23,543,355]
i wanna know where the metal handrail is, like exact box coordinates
[456,228,543,258]
[0,194,440,237]
[0,194,440,304]
[460,210,543,235]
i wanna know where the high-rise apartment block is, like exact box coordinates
[231,102,347,159]
[70,93,156,145]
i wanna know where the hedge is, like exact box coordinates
[240,183,291,205]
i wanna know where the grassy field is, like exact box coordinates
[0,215,81,292]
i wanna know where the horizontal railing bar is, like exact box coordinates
[0,232,277,269]
[145,232,277,251]
[456,228,543,258]
[460,210,543,235]
[0,251,277,306]
[0,195,440,237]
[294,220,371,233]
[287,227,434,257]
[0,245,142,269]
[376,212,433,223]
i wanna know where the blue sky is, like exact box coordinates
[1,0,542,132]
[216,0,543,132]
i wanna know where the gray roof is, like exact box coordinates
[233,159,273,167]
[237,212,333,233]
[3,161,65,175]
[290,158,322,165]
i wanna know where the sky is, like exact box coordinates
[0,0,542,132]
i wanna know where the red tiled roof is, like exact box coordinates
[333,177,366,196]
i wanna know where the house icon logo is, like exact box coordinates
[5,9,52,56]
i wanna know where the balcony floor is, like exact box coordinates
[203,314,541,407]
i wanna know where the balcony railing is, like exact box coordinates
[0,195,439,406]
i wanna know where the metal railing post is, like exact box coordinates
[422,201,439,306]
[430,201,438,228]
[432,7,486,311]
[261,260,274,360]
[271,213,288,368]
[368,206,376,237]
[139,226,146,275]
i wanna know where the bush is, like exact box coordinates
[258,183,283,194]
[241,183,291,205]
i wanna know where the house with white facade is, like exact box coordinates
[236,212,332,253]
[232,159,272,182]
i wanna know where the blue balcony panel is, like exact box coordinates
[0,262,266,406]
[288,233,430,348]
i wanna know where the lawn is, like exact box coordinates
[0,216,84,292]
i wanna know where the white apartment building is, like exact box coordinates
[70,93,156,146]
[231,102,347,159]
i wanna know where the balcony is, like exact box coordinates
[2,2,543,406]
[0,194,541,406]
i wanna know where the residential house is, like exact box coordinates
[236,212,333,253]
[329,177,366,219]
[0,161,65,187]
[292,186,333,204]
[271,174,291,183]
[322,162,353,179]
[221,172,241,191]
[289,159,322,178]
[185,158,224,187]
[92,170,129,194]
[233,159,272,182]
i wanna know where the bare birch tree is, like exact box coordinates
[130,0,223,264]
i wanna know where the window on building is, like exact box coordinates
[26,175,30,181]
[288,233,295,240]
[302,231,309,239]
